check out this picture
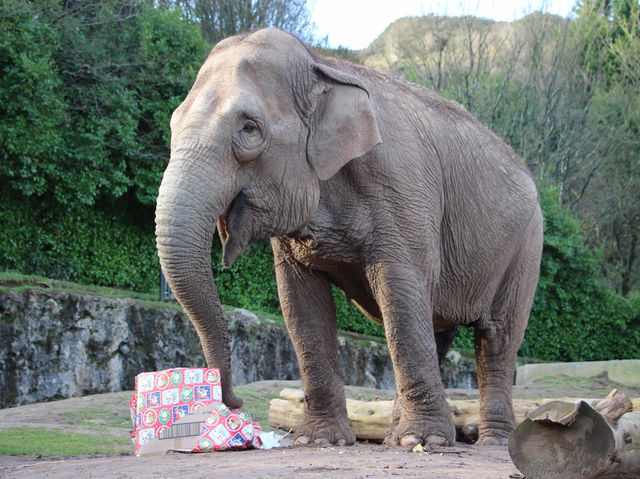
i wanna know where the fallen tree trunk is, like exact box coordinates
[268,388,640,444]
[508,389,640,478]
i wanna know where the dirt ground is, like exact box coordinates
[2,375,637,479]
[0,442,520,479]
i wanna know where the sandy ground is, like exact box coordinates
[5,374,634,479]
[0,443,521,479]
[0,386,524,479]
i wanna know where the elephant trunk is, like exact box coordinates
[155,157,242,409]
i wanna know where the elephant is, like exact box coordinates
[155,28,543,448]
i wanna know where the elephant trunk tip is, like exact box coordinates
[223,390,243,410]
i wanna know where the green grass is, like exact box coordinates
[0,385,282,456]
[59,406,132,430]
[0,271,171,308]
[0,427,131,456]
[233,385,281,432]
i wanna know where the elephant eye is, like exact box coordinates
[232,118,266,163]
[241,121,258,134]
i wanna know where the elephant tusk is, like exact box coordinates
[218,214,229,242]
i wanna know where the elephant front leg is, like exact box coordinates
[367,262,456,448]
[272,239,354,447]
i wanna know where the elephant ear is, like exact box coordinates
[307,63,381,181]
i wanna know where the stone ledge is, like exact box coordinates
[0,289,398,407]
[0,288,478,407]
[516,360,640,387]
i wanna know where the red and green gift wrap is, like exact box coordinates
[130,368,261,455]
[193,401,261,452]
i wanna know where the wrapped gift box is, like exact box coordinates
[130,367,260,456]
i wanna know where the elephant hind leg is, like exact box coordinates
[474,215,543,445]
[435,326,458,368]
[383,393,403,445]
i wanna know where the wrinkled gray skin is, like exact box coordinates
[155,28,543,448]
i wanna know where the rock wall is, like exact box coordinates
[0,288,477,408]
[0,289,203,407]
[227,308,397,390]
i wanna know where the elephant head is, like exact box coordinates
[155,29,381,406]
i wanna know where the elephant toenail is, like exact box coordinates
[400,435,421,447]
[294,436,310,446]
[426,434,448,447]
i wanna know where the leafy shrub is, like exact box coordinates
[211,240,386,337]
[0,1,208,208]
[0,194,158,292]
[520,187,640,360]
[211,241,280,315]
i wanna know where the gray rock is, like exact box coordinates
[0,289,203,407]
[446,350,462,364]
[441,351,478,389]
[229,308,260,326]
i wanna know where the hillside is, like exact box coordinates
[358,12,568,75]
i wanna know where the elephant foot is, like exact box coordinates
[475,436,507,446]
[476,429,511,446]
[293,416,355,447]
[476,415,513,446]
[383,417,456,448]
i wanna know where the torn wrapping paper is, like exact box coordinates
[129,367,273,456]
[190,402,261,452]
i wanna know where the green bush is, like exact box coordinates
[212,241,280,315]
[210,240,385,337]
[520,187,640,360]
[4,186,638,361]
[0,1,208,208]
[0,194,158,292]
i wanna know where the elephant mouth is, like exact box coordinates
[217,192,247,266]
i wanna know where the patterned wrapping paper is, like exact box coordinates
[192,402,262,452]
[129,368,261,455]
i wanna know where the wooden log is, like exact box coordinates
[267,388,614,443]
[508,389,640,479]
[596,388,633,423]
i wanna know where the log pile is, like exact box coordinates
[268,388,640,445]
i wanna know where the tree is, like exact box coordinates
[573,0,640,295]
[0,0,66,198]
[0,0,209,207]
[163,0,316,44]
[0,0,209,287]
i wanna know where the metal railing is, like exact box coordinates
[159,270,174,302]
